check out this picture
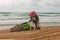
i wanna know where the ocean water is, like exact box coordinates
[0,12,60,30]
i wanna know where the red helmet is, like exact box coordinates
[29,11,37,16]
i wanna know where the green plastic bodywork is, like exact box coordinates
[22,22,30,30]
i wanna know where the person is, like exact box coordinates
[29,11,40,30]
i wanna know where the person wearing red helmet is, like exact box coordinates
[29,11,40,30]
[29,11,37,16]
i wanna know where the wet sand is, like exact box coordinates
[0,26,60,40]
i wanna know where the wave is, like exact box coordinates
[0,12,60,16]
[0,12,60,24]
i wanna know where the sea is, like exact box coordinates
[0,12,60,30]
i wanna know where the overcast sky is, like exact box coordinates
[0,0,60,12]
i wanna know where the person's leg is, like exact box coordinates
[33,23,36,30]
[29,21,36,30]
[37,23,40,29]
[29,21,34,30]
[35,22,40,29]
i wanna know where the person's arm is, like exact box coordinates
[35,15,39,24]
[29,20,32,22]
[29,17,32,22]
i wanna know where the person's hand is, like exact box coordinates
[29,20,31,22]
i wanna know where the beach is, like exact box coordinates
[0,26,60,40]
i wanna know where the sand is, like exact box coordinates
[0,26,60,40]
